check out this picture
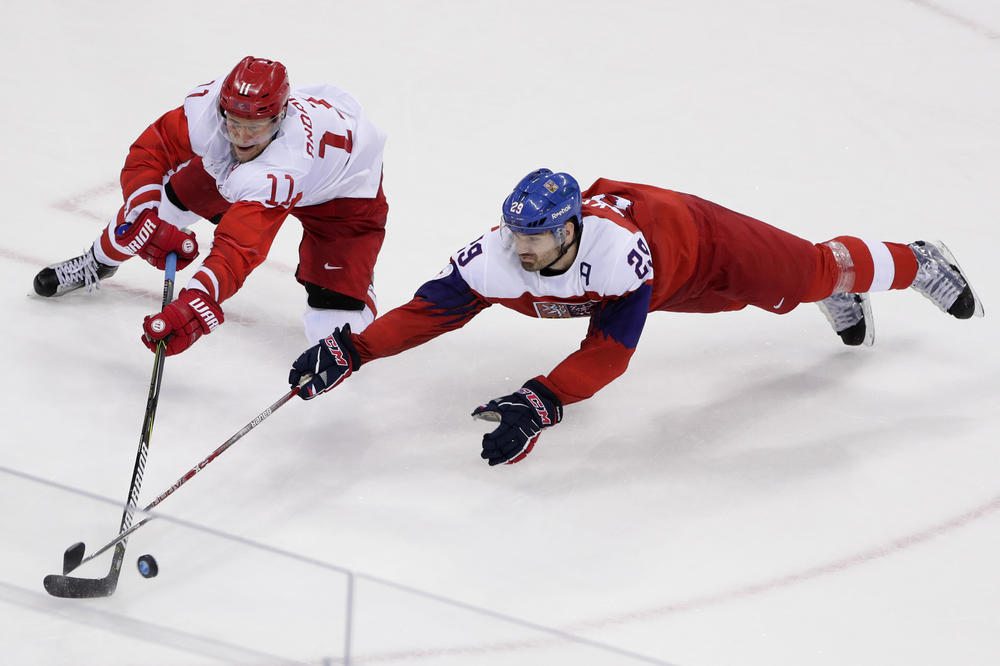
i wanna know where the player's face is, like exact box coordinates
[511,229,563,272]
[223,113,279,163]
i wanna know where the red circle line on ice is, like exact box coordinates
[359,491,1000,663]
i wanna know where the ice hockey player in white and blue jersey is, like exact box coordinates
[289,168,982,466]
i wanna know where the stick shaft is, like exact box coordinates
[75,385,299,567]
[103,253,178,583]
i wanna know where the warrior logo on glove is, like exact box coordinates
[142,288,225,356]
[117,209,200,271]
[189,297,222,330]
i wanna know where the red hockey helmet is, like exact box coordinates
[219,56,290,120]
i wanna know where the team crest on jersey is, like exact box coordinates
[533,301,595,318]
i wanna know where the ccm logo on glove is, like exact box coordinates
[289,324,361,399]
[517,387,556,426]
[324,335,350,367]
[472,379,563,466]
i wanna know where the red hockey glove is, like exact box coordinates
[116,209,199,270]
[142,288,224,356]
[289,325,361,399]
[472,379,563,465]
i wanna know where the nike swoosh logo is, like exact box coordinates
[324,264,343,270]
[773,297,785,309]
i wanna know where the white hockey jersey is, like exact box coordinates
[183,80,386,207]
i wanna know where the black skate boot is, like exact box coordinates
[908,241,983,319]
[33,248,118,297]
[817,292,873,346]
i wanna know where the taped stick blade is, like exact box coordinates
[43,573,117,599]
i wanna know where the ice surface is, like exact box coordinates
[2,1,998,664]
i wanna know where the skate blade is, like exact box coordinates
[933,240,985,318]
[859,293,874,346]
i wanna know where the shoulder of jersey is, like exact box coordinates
[183,79,227,157]
[286,84,387,199]
[285,84,376,150]
[581,197,641,233]
[577,215,652,293]
[579,215,644,255]
[448,227,520,294]
[291,83,365,118]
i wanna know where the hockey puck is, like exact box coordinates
[137,554,159,578]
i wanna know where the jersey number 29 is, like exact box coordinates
[627,238,652,279]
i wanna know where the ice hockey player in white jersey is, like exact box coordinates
[33,56,389,354]
[287,168,982,466]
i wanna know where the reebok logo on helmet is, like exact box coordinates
[551,203,572,221]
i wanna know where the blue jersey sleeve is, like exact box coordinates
[353,262,491,363]
[413,262,490,327]
[588,282,652,349]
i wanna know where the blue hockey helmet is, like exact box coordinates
[501,169,582,235]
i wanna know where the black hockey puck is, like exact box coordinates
[137,554,159,578]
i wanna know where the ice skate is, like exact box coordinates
[817,292,873,346]
[33,248,118,298]
[908,241,983,319]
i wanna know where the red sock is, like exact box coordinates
[818,236,918,295]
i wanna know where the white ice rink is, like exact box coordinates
[2,1,998,664]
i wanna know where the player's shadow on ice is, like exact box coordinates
[565,339,957,488]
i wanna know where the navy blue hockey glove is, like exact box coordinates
[289,325,361,400]
[472,379,563,465]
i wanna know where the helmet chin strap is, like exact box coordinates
[539,226,578,271]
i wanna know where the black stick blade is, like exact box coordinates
[62,542,86,574]
[43,573,117,599]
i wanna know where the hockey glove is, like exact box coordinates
[289,325,362,399]
[142,288,224,356]
[472,379,563,465]
[117,209,199,270]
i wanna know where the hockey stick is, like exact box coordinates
[50,385,301,581]
[43,253,177,599]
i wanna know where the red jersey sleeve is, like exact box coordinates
[98,107,199,264]
[536,283,652,405]
[187,202,293,303]
[119,107,196,224]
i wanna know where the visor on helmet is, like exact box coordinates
[220,109,282,147]
[499,218,572,251]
